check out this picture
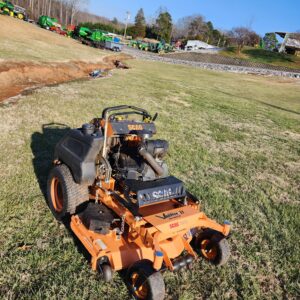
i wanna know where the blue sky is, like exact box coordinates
[88,0,299,35]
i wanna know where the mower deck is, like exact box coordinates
[71,194,230,272]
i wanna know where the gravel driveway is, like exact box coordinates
[124,47,300,79]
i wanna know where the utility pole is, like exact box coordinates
[123,11,130,39]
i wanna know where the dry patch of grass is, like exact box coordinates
[167,92,191,107]
[0,15,107,62]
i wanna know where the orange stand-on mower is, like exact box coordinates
[47,105,231,300]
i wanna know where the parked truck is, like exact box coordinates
[84,29,113,46]
[102,40,122,51]
[78,28,122,51]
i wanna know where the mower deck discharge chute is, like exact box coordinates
[47,105,231,300]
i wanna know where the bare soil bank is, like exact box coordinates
[0,53,131,101]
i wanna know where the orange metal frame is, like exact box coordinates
[71,115,230,272]
[70,178,230,272]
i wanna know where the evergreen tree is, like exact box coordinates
[155,10,173,42]
[112,17,118,25]
[134,8,146,38]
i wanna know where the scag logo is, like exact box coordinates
[170,222,179,229]
[152,188,173,199]
[156,211,184,220]
[128,124,143,131]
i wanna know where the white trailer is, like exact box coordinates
[185,40,215,51]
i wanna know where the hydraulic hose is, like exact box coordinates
[138,146,164,176]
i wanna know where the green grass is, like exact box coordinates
[220,46,300,69]
[0,60,299,299]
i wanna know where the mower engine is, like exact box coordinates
[107,134,187,207]
[109,138,169,181]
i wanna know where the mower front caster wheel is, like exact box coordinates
[195,229,230,266]
[126,260,165,300]
[97,262,113,282]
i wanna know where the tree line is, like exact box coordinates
[125,8,260,49]
[11,0,118,26]
[12,1,262,50]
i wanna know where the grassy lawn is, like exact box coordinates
[220,46,300,69]
[0,16,106,62]
[0,59,299,299]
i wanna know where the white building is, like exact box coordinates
[185,40,215,51]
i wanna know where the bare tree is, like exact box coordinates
[69,0,88,24]
[228,27,259,53]
[188,15,207,38]
[59,0,63,23]
[13,0,121,27]
[48,0,52,16]
[65,0,69,24]
[173,15,208,40]
[173,16,192,39]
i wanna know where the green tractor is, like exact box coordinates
[148,42,164,54]
[156,42,165,54]
[85,29,122,51]
[163,43,174,53]
[0,0,14,16]
[73,26,122,51]
[128,40,138,48]
[138,41,149,51]
[148,42,158,52]
[82,29,112,47]
[0,0,26,20]
[38,15,61,30]
[73,26,93,41]
[148,41,174,54]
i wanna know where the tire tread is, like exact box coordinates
[47,164,89,220]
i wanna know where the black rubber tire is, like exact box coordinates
[97,262,113,282]
[47,164,89,221]
[126,260,165,300]
[194,229,230,266]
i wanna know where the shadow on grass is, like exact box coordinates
[31,123,92,263]
[215,89,300,115]
[225,46,236,54]
[31,123,70,198]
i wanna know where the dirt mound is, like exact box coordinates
[0,53,131,101]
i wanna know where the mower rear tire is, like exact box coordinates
[126,260,165,300]
[195,229,230,266]
[47,164,89,221]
